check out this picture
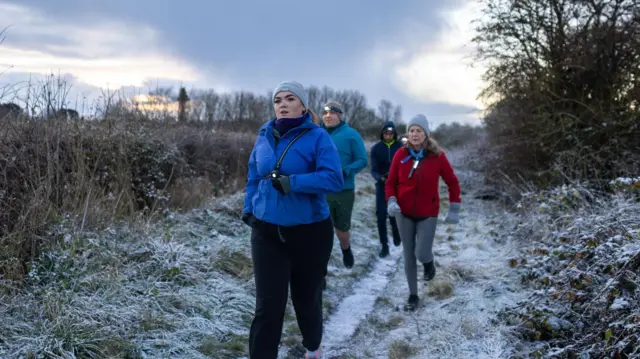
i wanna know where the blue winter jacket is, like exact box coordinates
[322,121,368,190]
[370,121,403,183]
[243,113,344,226]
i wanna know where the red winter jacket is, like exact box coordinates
[385,147,461,218]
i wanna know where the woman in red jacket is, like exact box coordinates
[385,114,461,311]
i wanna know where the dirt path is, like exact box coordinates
[287,152,531,359]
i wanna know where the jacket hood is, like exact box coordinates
[380,121,398,141]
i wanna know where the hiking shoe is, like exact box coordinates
[342,246,354,268]
[392,234,401,247]
[403,294,419,311]
[423,261,436,281]
[379,244,389,258]
[305,347,321,358]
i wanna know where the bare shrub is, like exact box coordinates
[431,122,485,150]
[0,110,254,282]
[473,0,640,188]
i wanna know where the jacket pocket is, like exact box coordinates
[252,179,269,219]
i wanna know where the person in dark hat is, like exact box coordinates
[370,121,403,257]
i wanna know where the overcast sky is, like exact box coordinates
[0,0,486,126]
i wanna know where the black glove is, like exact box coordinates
[242,212,256,227]
[380,174,388,182]
[271,175,291,195]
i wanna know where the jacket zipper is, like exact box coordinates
[412,158,421,217]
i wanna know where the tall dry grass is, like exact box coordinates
[0,78,255,283]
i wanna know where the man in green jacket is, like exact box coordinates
[321,101,368,273]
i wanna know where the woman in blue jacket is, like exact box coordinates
[241,81,344,359]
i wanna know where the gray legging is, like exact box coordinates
[395,214,438,295]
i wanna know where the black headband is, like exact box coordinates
[323,105,343,114]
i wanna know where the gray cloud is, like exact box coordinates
[5,0,466,87]
[0,0,481,125]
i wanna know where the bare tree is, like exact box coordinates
[148,86,174,98]
[377,99,393,123]
[392,105,402,124]
[177,87,189,122]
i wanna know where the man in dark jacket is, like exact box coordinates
[370,121,403,257]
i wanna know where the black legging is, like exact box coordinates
[248,216,334,359]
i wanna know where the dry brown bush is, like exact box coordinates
[0,114,254,282]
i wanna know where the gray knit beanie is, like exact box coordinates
[407,114,430,136]
[323,100,344,119]
[272,81,309,110]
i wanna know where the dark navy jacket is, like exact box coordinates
[370,121,403,183]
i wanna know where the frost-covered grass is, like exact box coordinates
[0,192,256,358]
[338,193,529,358]
[0,170,389,359]
[324,147,533,359]
[499,181,640,358]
